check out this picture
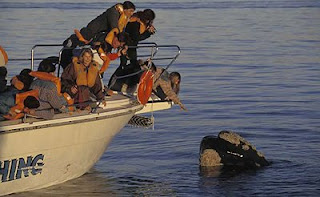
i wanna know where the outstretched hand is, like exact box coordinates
[148,25,156,34]
[118,45,128,56]
[179,102,187,111]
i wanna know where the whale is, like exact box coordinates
[199,131,269,169]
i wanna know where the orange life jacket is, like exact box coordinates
[73,57,99,88]
[105,28,120,46]
[115,4,129,32]
[98,47,119,74]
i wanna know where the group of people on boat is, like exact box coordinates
[0,1,186,121]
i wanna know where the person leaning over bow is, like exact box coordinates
[107,9,156,91]
[61,48,104,110]
[29,58,69,119]
[143,60,187,111]
[119,9,156,69]
[63,1,135,49]
[60,1,135,69]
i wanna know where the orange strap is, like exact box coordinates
[137,70,154,105]
[3,112,25,120]
[63,92,75,112]
[74,29,91,44]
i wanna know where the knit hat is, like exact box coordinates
[38,57,58,73]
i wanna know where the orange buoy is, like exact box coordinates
[137,70,154,105]
[0,45,8,66]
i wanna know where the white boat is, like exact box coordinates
[0,94,142,196]
[0,43,180,196]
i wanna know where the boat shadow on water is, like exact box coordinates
[8,169,117,197]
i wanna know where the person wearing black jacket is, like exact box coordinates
[108,9,156,90]
[63,1,135,48]
[120,9,156,68]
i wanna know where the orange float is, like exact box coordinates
[137,70,153,105]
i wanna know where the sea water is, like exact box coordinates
[0,0,319,196]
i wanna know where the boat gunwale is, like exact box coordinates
[0,102,143,134]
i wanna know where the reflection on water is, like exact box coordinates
[10,170,119,197]
[10,169,176,197]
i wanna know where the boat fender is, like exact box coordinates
[0,45,8,66]
[137,70,153,105]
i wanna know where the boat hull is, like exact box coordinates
[0,98,142,196]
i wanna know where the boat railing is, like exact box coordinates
[27,43,180,80]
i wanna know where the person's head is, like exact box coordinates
[38,58,56,73]
[11,74,33,91]
[24,95,40,109]
[20,68,34,87]
[117,31,131,46]
[123,1,136,18]
[79,48,93,67]
[169,72,181,94]
[20,68,32,77]
[111,31,128,49]
[0,66,7,78]
[138,9,156,26]
[169,72,181,85]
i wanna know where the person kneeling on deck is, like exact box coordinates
[29,58,70,119]
[61,48,105,110]
[0,71,39,120]
[143,60,187,111]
